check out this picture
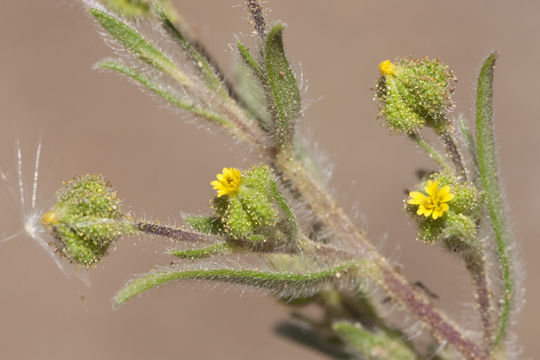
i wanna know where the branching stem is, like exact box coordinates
[275,154,488,360]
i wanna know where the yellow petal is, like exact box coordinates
[438,186,455,203]
[424,180,439,197]
[408,191,425,205]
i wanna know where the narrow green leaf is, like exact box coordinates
[154,1,227,97]
[90,8,190,85]
[265,23,301,148]
[114,260,364,306]
[170,242,236,259]
[237,41,265,81]
[270,180,298,242]
[459,116,478,170]
[97,60,229,126]
[333,322,417,360]
[474,51,512,347]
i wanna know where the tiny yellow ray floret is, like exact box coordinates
[40,210,60,227]
[408,180,454,220]
[379,59,396,76]
[211,167,242,197]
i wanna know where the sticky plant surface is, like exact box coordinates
[6,1,523,359]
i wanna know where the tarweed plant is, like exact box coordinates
[2,1,525,359]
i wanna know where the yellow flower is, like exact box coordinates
[211,167,242,197]
[408,180,454,220]
[379,59,396,76]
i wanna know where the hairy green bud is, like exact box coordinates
[211,166,283,245]
[376,57,456,134]
[406,172,481,245]
[41,175,134,266]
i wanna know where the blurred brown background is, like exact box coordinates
[0,1,538,359]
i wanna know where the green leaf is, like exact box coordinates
[154,1,227,97]
[170,242,236,259]
[96,60,229,126]
[270,180,298,243]
[474,51,512,347]
[333,322,417,360]
[265,23,301,148]
[89,8,190,85]
[459,116,478,169]
[237,41,265,81]
[114,260,364,306]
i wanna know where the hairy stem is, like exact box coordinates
[409,132,453,174]
[276,154,487,360]
[134,220,219,242]
[464,248,494,345]
[440,130,467,180]
[245,0,267,39]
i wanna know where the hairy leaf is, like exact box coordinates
[115,260,365,306]
[265,23,301,148]
[474,51,512,346]
[97,60,229,126]
[154,2,226,97]
[170,242,236,259]
[90,8,190,85]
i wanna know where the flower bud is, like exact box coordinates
[376,57,456,134]
[406,172,481,245]
[211,166,281,244]
[41,175,134,266]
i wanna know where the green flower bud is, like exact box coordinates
[211,166,281,244]
[41,175,134,266]
[406,172,481,245]
[376,57,456,134]
[444,212,477,246]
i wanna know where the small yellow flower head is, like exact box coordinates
[408,180,454,220]
[211,168,242,197]
[378,59,396,76]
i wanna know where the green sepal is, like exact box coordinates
[265,23,302,148]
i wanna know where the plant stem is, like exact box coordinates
[276,154,488,360]
[440,130,467,180]
[134,220,218,242]
[409,132,453,174]
[462,246,494,345]
[245,0,267,39]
